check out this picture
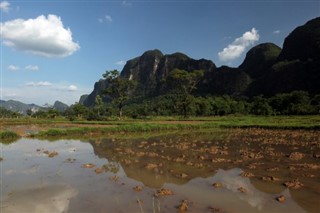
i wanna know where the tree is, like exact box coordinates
[250,96,273,115]
[103,70,136,118]
[167,69,204,117]
[94,95,103,117]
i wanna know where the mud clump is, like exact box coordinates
[178,200,188,212]
[133,185,143,192]
[283,179,303,189]
[43,150,58,158]
[261,176,280,182]
[313,153,320,158]
[155,188,173,196]
[82,163,95,168]
[0,157,3,161]
[145,163,159,170]
[237,187,247,193]
[288,152,304,160]
[212,182,223,188]
[177,173,188,179]
[276,195,286,203]
[65,158,76,163]
[94,167,104,174]
[240,172,254,178]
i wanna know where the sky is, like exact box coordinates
[0,0,319,106]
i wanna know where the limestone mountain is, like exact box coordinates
[82,17,320,106]
[53,101,69,112]
[0,100,42,115]
[239,43,282,79]
[247,17,320,96]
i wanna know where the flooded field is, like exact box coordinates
[1,128,319,213]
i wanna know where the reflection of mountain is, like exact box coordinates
[89,137,217,188]
[165,168,305,213]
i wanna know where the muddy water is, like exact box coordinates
[1,129,319,213]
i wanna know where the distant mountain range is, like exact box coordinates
[0,100,69,115]
[82,17,320,107]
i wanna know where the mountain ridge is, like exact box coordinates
[81,17,320,106]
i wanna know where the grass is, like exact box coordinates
[3,115,320,139]
[0,130,20,144]
[29,115,320,139]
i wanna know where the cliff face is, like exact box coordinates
[83,50,220,106]
[278,17,320,61]
[82,17,320,106]
[247,17,320,96]
[239,43,281,79]
[83,80,109,107]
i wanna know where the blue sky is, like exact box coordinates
[1,0,319,105]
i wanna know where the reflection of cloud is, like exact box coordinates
[213,169,265,210]
[5,165,38,175]
[2,183,77,213]
[166,168,305,213]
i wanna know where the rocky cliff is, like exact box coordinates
[82,17,320,106]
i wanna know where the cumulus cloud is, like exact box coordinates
[25,65,39,71]
[8,65,20,71]
[68,85,77,91]
[273,30,280,34]
[0,1,10,12]
[0,14,80,57]
[218,28,259,62]
[26,81,52,87]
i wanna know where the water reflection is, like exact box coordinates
[1,129,319,212]
[2,184,77,213]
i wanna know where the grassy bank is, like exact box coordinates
[2,115,319,139]
[0,130,21,144]
[30,115,320,138]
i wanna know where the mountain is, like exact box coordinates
[83,80,109,107]
[53,101,69,112]
[83,50,249,106]
[247,17,320,96]
[239,43,282,79]
[79,95,89,104]
[0,100,42,115]
[82,17,320,106]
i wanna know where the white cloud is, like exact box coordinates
[122,1,132,6]
[218,28,260,62]
[26,81,52,87]
[25,65,39,71]
[98,15,113,23]
[0,14,80,57]
[105,15,112,23]
[0,1,10,12]
[116,60,126,66]
[2,83,90,105]
[273,30,280,34]
[68,85,77,91]
[8,65,20,71]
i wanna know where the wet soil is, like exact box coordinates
[1,128,319,212]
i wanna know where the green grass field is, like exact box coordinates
[1,115,319,140]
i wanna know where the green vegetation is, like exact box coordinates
[0,107,22,118]
[103,69,136,118]
[29,115,320,139]
[0,130,20,144]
